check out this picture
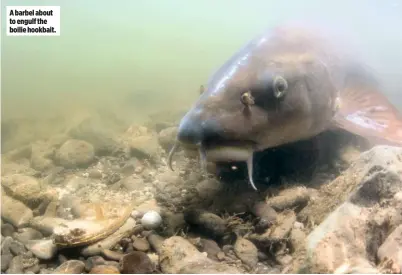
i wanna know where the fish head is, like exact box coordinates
[177,26,340,157]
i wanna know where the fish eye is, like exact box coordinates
[273,76,288,98]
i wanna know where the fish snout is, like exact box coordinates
[177,116,222,146]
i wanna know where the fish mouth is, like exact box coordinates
[167,139,259,191]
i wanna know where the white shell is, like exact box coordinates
[141,210,162,230]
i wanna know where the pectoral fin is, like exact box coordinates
[333,66,402,147]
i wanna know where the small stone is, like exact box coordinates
[1,236,13,254]
[88,169,102,179]
[89,265,120,274]
[251,201,278,233]
[257,251,269,261]
[157,127,178,150]
[85,256,106,272]
[147,233,165,254]
[1,223,15,237]
[266,186,311,212]
[130,210,142,219]
[217,251,226,261]
[54,260,85,274]
[55,139,95,168]
[141,210,162,230]
[198,238,221,261]
[234,238,258,268]
[184,210,226,239]
[159,236,241,273]
[1,174,44,208]
[162,211,186,236]
[58,254,68,264]
[269,210,296,240]
[13,228,43,244]
[1,253,13,272]
[132,237,150,252]
[129,135,160,160]
[26,239,58,260]
[293,221,304,230]
[290,227,306,253]
[6,255,23,274]
[276,254,293,266]
[101,249,124,261]
[119,251,153,274]
[25,263,41,274]
[9,240,26,255]
[1,194,33,228]
[195,178,223,199]
[377,224,402,267]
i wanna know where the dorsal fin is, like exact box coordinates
[333,64,402,147]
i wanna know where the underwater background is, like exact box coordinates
[2,0,402,127]
[2,1,402,274]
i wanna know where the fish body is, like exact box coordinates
[168,24,402,190]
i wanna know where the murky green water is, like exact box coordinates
[2,0,402,121]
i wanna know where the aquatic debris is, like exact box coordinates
[52,204,135,248]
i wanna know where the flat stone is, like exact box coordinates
[234,238,258,268]
[159,236,242,274]
[132,237,150,252]
[26,239,58,260]
[377,224,402,271]
[54,260,85,274]
[1,194,33,228]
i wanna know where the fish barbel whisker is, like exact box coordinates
[199,145,208,172]
[167,141,179,171]
[246,154,258,191]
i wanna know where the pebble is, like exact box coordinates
[119,251,154,274]
[1,174,44,208]
[290,227,306,252]
[1,253,13,272]
[85,256,106,272]
[251,201,278,232]
[25,263,41,274]
[89,265,120,274]
[269,210,296,240]
[1,194,33,228]
[141,210,162,230]
[1,223,15,237]
[1,236,13,255]
[377,224,402,266]
[55,139,95,168]
[132,236,150,252]
[6,255,23,274]
[101,249,124,261]
[266,186,311,212]
[162,211,186,236]
[58,254,68,264]
[234,238,259,268]
[13,228,44,244]
[147,233,165,254]
[217,251,226,261]
[184,210,227,239]
[26,239,58,260]
[9,239,26,255]
[198,238,221,261]
[54,260,85,274]
[276,254,293,266]
[159,236,241,273]
[88,169,102,179]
